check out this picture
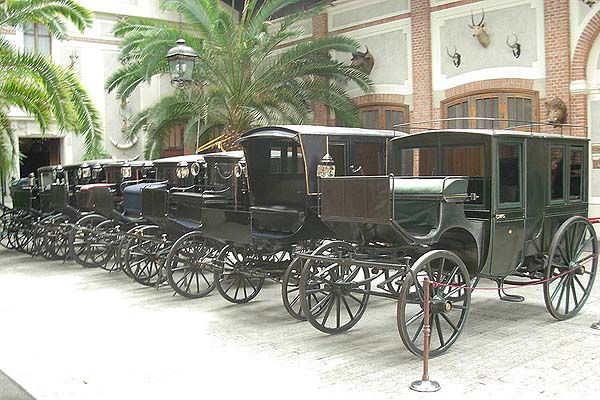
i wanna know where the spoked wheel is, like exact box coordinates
[92,220,123,272]
[214,245,265,304]
[68,214,108,268]
[32,215,56,259]
[14,215,36,254]
[123,225,168,287]
[281,257,306,321]
[299,241,371,334]
[543,216,598,320]
[45,215,73,260]
[397,250,471,358]
[0,209,17,249]
[165,232,221,298]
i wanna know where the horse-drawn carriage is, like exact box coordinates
[295,119,598,357]
[165,126,398,308]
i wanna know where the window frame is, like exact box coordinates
[549,144,566,204]
[358,102,410,130]
[496,141,524,209]
[23,23,52,56]
[567,145,585,203]
[442,89,539,130]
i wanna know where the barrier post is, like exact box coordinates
[410,277,441,392]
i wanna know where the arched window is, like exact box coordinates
[442,90,539,130]
[359,103,409,130]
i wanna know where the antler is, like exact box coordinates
[469,10,475,28]
[478,8,485,26]
[446,46,453,57]
[506,33,518,47]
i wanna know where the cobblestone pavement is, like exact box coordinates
[0,246,599,400]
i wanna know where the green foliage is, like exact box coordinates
[107,0,372,154]
[0,0,105,176]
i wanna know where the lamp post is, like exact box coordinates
[166,38,198,88]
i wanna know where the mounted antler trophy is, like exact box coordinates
[350,47,375,74]
[446,46,461,68]
[506,34,521,58]
[469,9,489,48]
[582,1,596,7]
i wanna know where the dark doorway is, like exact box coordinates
[19,138,61,177]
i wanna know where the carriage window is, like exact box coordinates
[498,143,521,206]
[353,142,384,175]
[329,144,346,176]
[550,146,564,201]
[269,143,303,175]
[397,147,437,176]
[569,147,583,201]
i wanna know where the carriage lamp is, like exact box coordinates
[79,162,91,179]
[176,161,190,179]
[121,162,132,179]
[167,38,198,87]
[190,162,201,177]
[91,162,102,180]
[316,153,336,179]
[28,172,35,187]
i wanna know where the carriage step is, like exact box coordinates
[498,293,525,302]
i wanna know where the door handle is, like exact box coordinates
[495,213,506,220]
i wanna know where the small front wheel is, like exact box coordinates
[397,250,471,358]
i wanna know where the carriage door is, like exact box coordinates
[490,141,526,276]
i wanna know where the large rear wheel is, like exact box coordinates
[543,216,598,320]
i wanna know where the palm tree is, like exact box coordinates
[107,0,372,158]
[0,0,106,176]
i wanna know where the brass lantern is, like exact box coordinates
[166,38,198,87]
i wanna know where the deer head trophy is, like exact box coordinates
[582,0,596,7]
[350,47,375,74]
[446,46,461,68]
[469,9,490,48]
[506,34,521,58]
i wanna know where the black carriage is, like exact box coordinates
[167,125,398,307]
[296,120,598,357]
[67,160,154,270]
[122,154,207,287]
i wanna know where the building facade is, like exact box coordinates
[303,0,600,215]
[3,0,178,179]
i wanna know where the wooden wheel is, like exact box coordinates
[543,216,598,320]
[94,220,123,272]
[299,241,370,334]
[0,209,17,249]
[68,214,108,268]
[45,214,72,260]
[397,250,471,358]
[214,245,265,304]
[165,232,221,298]
[281,257,306,321]
[14,214,36,254]
[123,225,167,287]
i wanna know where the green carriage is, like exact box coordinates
[297,119,598,357]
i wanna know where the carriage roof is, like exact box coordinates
[152,154,205,165]
[390,128,589,143]
[239,125,400,142]
[202,150,244,162]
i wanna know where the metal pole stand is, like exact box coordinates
[592,320,600,330]
[410,277,441,392]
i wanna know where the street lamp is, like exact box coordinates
[166,38,198,87]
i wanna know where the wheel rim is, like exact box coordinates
[299,242,370,334]
[124,228,168,286]
[46,216,71,259]
[92,220,122,272]
[397,250,471,358]
[215,246,264,304]
[544,217,598,320]
[281,257,306,321]
[166,233,220,298]
[70,216,109,268]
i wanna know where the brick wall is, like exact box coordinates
[410,0,433,124]
[544,0,571,123]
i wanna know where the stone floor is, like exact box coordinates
[0,246,599,400]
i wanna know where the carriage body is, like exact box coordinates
[220,125,398,247]
[321,129,589,278]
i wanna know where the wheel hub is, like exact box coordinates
[430,295,453,314]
